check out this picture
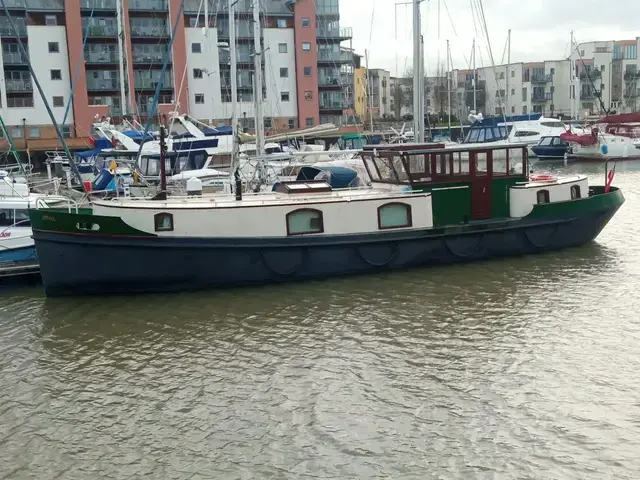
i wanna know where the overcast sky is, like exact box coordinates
[339,0,640,76]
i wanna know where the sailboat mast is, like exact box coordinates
[447,39,451,132]
[116,0,127,115]
[253,0,264,155]
[473,38,477,112]
[505,29,511,115]
[570,30,576,119]
[412,0,424,142]
[229,0,239,193]
[204,0,211,124]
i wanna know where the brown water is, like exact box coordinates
[1,162,640,479]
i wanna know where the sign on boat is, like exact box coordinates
[28,142,624,296]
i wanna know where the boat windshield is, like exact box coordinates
[463,126,510,144]
[537,137,553,146]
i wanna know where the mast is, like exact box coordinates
[157,125,167,200]
[229,0,240,198]
[505,29,511,115]
[252,0,264,155]
[116,0,127,115]
[570,30,576,119]
[412,0,424,142]
[204,0,211,124]
[472,38,477,112]
[446,39,451,133]
[365,49,373,133]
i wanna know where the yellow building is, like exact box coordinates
[354,67,367,121]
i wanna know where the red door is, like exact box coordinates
[471,176,492,219]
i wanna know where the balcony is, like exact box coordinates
[134,77,173,89]
[580,69,601,80]
[317,51,341,63]
[87,78,120,90]
[85,51,118,63]
[132,51,166,64]
[318,77,341,88]
[0,22,27,37]
[26,0,64,10]
[129,0,168,10]
[531,92,546,102]
[580,91,596,100]
[1,0,26,8]
[2,52,29,65]
[5,79,32,92]
[624,71,640,81]
[84,25,118,37]
[532,73,552,84]
[80,0,116,8]
[130,25,168,37]
[319,100,344,110]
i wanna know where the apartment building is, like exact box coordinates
[0,0,353,148]
[365,68,390,119]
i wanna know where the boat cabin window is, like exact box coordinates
[0,209,29,227]
[552,137,567,146]
[154,212,174,232]
[475,152,488,175]
[540,121,563,128]
[286,208,324,235]
[571,185,581,199]
[378,202,412,229]
[514,130,540,138]
[538,137,553,146]
[536,190,550,204]
[508,148,525,175]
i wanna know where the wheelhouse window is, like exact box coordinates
[286,208,323,235]
[570,185,581,199]
[538,137,553,146]
[378,202,412,229]
[536,190,550,204]
[154,212,174,232]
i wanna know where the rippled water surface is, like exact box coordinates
[2,163,640,479]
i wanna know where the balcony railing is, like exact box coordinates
[2,52,29,65]
[317,51,340,63]
[27,0,64,10]
[129,0,168,10]
[80,0,116,8]
[5,79,33,91]
[531,93,546,102]
[0,22,27,37]
[319,100,344,109]
[2,0,26,7]
[87,78,120,90]
[624,71,640,81]
[318,77,341,87]
[580,69,601,80]
[130,25,168,37]
[84,25,118,36]
[132,51,166,63]
[532,73,552,83]
[84,51,118,63]
[580,91,596,100]
[134,77,173,89]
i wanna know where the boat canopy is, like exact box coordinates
[203,125,233,136]
[122,130,154,141]
[294,165,361,189]
[596,113,640,124]
[559,130,598,146]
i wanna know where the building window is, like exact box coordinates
[288,118,295,129]
[193,68,203,79]
[62,126,72,138]
[303,66,312,76]
[301,17,310,27]
[278,43,287,53]
[52,96,64,107]
[48,42,59,53]
[29,127,40,138]
[277,18,287,28]
[280,67,288,78]
[264,117,272,128]
[154,212,174,232]
[377,202,412,229]
[306,117,314,127]
[286,208,324,235]
[191,43,201,53]
[11,128,22,138]
[50,69,62,80]
[45,15,57,25]
[536,189,550,204]
[570,185,581,199]
[281,91,290,102]
[302,42,311,52]
[194,93,204,104]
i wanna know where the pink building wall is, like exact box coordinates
[293,0,319,127]
[169,0,189,115]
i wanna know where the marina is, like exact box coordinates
[0,0,638,477]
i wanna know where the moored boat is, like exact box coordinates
[28,142,624,297]
[531,135,572,160]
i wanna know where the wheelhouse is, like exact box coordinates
[360,143,529,225]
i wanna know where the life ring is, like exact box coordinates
[530,174,557,182]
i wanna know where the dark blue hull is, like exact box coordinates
[32,202,621,297]
[531,145,571,160]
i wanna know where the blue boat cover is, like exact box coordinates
[122,130,154,141]
[203,125,233,136]
[296,165,359,188]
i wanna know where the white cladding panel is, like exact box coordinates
[94,194,434,237]
[185,27,221,122]
[0,26,73,126]
[509,178,589,217]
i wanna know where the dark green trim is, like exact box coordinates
[29,209,156,237]
[527,186,624,219]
